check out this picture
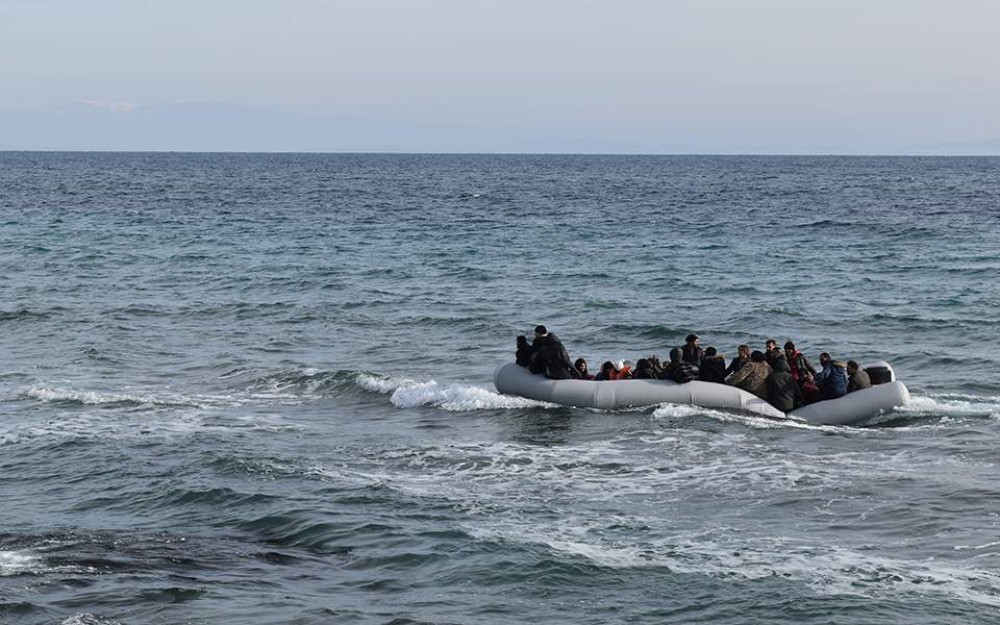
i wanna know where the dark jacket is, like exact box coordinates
[538,333,574,380]
[671,361,700,384]
[516,343,532,367]
[725,356,749,377]
[815,360,848,400]
[847,368,872,393]
[767,359,802,412]
[699,356,727,384]
[681,344,704,366]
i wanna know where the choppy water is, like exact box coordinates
[2,152,1000,624]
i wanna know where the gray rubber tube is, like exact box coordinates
[494,362,910,426]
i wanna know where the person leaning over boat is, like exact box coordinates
[726,350,772,398]
[846,360,872,393]
[725,344,751,376]
[528,325,576,380]
[767,356,802,411]
[698,347,727,383]
[814,353,848,400]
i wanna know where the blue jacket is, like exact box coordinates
[815,360,848,400]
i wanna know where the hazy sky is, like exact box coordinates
[2,0,999,152]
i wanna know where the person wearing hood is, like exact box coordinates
[698,346,727,384]
[814,352,848,400]
[767,357,802,412]
[529,325,575,380]
[726,350,773,398]
[846,360,872,393]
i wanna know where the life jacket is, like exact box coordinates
[609,365,632,380]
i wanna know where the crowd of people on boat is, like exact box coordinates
[516,326,875,410]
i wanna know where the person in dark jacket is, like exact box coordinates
[846,360,872,393]
[681,334,704,366]
[516,335,532,367]
[764,339,783,368]
[814,352,848,400]
[667,347,699,383]
[529,325,575,380]
[633,358,658,379]
[767,357,802,412]
[726,344,751,376]
[698,346,727,384]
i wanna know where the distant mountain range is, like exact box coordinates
[0,102,997,154]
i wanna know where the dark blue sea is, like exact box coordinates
[2,152,1000,625]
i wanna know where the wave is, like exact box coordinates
[22,385,221,409]
[472,525,1000,608]
[356,374,550,411]
[0,549,41,576]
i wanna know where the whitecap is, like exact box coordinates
[0,549,42,576]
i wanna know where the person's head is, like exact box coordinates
[636,358,650,370]
[766,339,778,351]
[685,334,700,346]
[516,335,528,348]
[819,352,831,364]
[750,350,766,363]
[738,344,750,358]
[704,346,718,358]
[846,360,859,374]
[574,358,588,373]
[669,347,682,364]
[600,361,614,374]
[534,325,547,337]
[783,341,797,357]
[612,359,626,372]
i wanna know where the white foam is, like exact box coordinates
[23,385,243,409]
[651,402,834,431]
[0,549,41,576]
[355,373,421,395]
[390,380,551,411]
[903,394,1000,418]
[356,374,551,410]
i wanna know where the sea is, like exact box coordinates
[2,152,999,625]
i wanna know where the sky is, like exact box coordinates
[1,0,999,153]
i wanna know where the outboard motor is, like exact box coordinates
[864,361,894,385]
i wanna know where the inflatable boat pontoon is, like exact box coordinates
[494,361,909,426]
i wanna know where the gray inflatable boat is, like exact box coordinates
[494,361,909,426]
